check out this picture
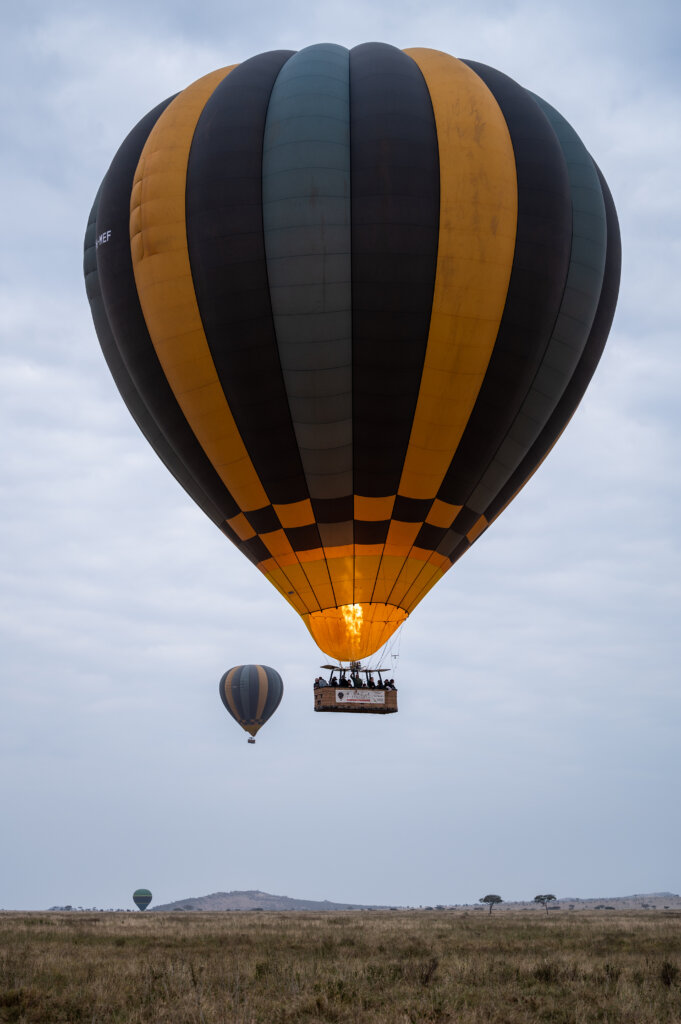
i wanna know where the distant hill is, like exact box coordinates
[150,890,388,912]
[460,892,681,912]
[148,889,681,913]
[554,892,681,911]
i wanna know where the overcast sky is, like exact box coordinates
[1,0,680,912]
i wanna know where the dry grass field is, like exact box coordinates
[1,909,680,1023]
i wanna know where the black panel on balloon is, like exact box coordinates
[484,164,621,523]
[349,42,440,498]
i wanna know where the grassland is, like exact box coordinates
[1,909,680,1023]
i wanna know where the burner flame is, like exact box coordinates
[340,603,364,646]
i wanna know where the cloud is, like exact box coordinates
[1,0,679,910]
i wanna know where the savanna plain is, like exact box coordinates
[1,909,680,1023]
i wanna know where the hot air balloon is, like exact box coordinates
[84,43,620,670]
[132,888,152,910]
[219,665,284,742]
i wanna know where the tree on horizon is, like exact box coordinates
[534,894,558,916]
[479,895,503,915]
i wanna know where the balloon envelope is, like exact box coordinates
[84,44,620,663]
[219,665,284,738]
[133,889,152,911]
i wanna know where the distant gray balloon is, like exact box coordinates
[219,665,283,742]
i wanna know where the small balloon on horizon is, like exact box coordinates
[132,889,152,911]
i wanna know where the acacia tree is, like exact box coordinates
[479,894,503,915]
[534,894,557,916]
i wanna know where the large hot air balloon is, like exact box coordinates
[84,43,620,665]
[219,665,284,742]
[132,888,152,911]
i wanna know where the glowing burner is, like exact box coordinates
[340,603,364,645]
[304,603,408,663]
